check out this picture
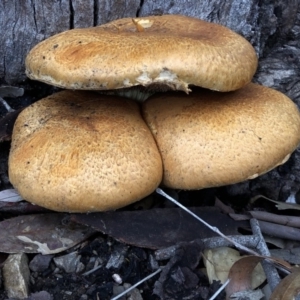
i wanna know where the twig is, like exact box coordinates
[156,188,259,256]
[250,218,282,290]
[82,264,102,276]
[156,188,289,292]
[250,211,300,228]
[209,279,230,300]
[155,234,261,261]
[0,97,14,112]
[110,268,162,300]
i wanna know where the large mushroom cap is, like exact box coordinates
[142,83,300,189]
[25,15,257,93]
[8,91,163,212]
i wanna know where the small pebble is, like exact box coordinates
[112,285,125,299]
[106,244,128,269]
[112,273,123,284]
[54,251,82,273]
[128,287,143,300]
[29,291,53,300]
[65,291,72,295]
[3,253,30,299]
[29,254,54,272]
[149,254,159,270]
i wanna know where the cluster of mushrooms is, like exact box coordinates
[8,15,300,212]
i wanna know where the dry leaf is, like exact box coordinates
[0,189,23,202]
[226,255,292,299]
[0,214,95,254]
[226,256,264,298]
[71,207,246,249]
[270,268,300,299]
[203,247,265,288]
[250,195,300,211]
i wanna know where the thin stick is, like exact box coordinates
[209,279,230,300]
[0,97,14,112]
[111,268,162,300]
[156,188,259,256]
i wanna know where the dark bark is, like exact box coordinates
[1,0,300,202]
[0,0,141,84]
[0,0,299,86]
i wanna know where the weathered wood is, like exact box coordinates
[140,0,299,55]
[0,0,141,84]
[1,0,299,86]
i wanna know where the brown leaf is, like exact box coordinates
[270,268,300,300]
[226,255,292,299]
[226,256,263,298]
[0,214,95,254]
[203,248,265,288]
[251,195,300,211]
[71,207,247,249]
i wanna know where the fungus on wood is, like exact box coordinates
[25,15,258,93]
[8,15,300,212]
[142,83,300,189]
[9,91,163,212]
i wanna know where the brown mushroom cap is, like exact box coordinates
[25,15,257,93]
[142,83,300,189]
[8,91,163,212]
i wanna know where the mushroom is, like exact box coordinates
[8,91,163,212]
[25,15,258,95]
[10,15,293,212]
[142,83,300,189]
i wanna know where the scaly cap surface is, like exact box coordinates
[142,83,300,189]
[9,91,163,212]
[26,15,258,93]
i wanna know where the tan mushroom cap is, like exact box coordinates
[8,91,163,212]
[25,14,257,93]
[142,83,300,189]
